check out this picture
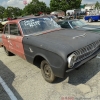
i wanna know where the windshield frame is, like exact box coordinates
[19,17,61,36]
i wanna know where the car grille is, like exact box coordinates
[74,40,100,63]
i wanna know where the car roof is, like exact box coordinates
[64,19,79,21]
[6,15,54,24]
[57,19,80,23]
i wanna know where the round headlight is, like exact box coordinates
[68,54,77,68]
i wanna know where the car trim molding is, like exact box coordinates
[73,33,86,39]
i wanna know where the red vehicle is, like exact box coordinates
[2,19,25,59]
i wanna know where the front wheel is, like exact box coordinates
[41,60,56,83]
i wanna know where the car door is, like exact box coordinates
[2,24,10,51]
[9,23,26,59]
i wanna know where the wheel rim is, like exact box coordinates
[89,19,91,22]
[43,64,51,78]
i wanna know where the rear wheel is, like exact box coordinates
[41,60,56,83]
[88,18,92,23]
[4,47,13,56]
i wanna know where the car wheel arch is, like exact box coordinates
[33,54,50,68]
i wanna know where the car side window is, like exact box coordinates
[10,24,21,36]
[4,24,9,34]
[62,22,71,28]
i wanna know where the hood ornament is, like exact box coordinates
[73,33,86,39]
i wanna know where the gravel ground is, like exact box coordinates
[0,20,100,100]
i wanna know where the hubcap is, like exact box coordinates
[89,19,91,22]
[44,65,51,78]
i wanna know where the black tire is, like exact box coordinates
[41,60,56,83]
[88,18,92,23]
[4,46,13,56]
[95,20,98,22]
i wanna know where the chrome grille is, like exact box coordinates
[74,40,100,63]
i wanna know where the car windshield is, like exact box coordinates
[20,17,61,35]
[69,20,87,28]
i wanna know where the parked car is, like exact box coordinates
[2,16,100,82]
[84,9,100,22]
[84,15,100,22]
[57,19,100,31]
[51,10,65,19]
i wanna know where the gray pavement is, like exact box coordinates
[0,20,100,100]
[0,48,100,100]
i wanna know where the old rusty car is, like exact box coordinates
[2,16,100,82]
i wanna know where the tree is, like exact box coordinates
[59,0,70,13]
[22,4,33,15]
[22,0,47,16]
[38,1,47,13]
[4,6,22,18]
[68,0,82,9]
[50,0,60,11]
[50,0,81,14]
[13,7,22,17]
[95,1,100,9]
[0,6,5,21]
[6,6,14,18]
[45,7,51,14]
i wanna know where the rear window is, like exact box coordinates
[20,17,60,35]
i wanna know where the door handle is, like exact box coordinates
[6,35,10,39]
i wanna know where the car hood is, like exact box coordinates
[23,29,100,58]
[76,25,100,31]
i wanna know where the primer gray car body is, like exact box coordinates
[22,28,100,78]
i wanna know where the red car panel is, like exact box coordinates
[2,21,26,59]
